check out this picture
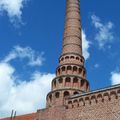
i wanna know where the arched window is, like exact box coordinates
[103,93,110,102]
[70,56,74,59]
[91,96,96,104]
[73,100,79,107]
[117,89,120,94]
[58,68,60,75]
[110,91,117,100]
[68,101,73,108]
[54,80,56,87]
[81,59,83,62]
[55,92,60,98]
[62,66,65,71]
[76,57,79,60]
[86,82,89,91]
[79,98,84,106]
[65,77,71,86]
[97,94,103,102]
[67,66,72,70]
[117,90,120,97]
[79,68,82,74]
[64,91,70,97]
[73,66,77,72]
[49,94,52,102]
[73,77,78,83]
[83,70,86,77]
[61,57,64,61]
[59,78,63,83]
[65,56,69,60]
[85,97,90,105]
[73,91,79,95]
[81,80,84,87]
[66,77,71,83]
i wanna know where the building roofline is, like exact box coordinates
[69,84,120,99]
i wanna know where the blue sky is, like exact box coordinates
[0,0,120,118]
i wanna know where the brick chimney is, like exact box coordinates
[46,0,89,107]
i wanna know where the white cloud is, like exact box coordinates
[0,0,29,25]
[91,14,114,48]
[2,45,44,67]
[82,30,90,60]
[0,46,55,118]
[0,35,90,118]
[110,71,120,85]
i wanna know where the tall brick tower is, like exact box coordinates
[2,1,120,120]
[46,0,90,107]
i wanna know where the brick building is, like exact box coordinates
[1,0,120,120]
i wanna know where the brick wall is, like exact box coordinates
[37,85,120,120]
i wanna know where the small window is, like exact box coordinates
[70,56,74,59]
[49,95,52,102]
[54,80,56,87]
[61,57,64,61]
[67,66,72,70]
[59,78,63,83]
[73,66,77,72]
[65,56,69,59]
[76,57,79,60]
[66,77,71,82]
[55,92,60,98]
[81,80,84,86]
[79,68,82,74]
[62,66,65,71]
[64,91,70,97]
[73,77,78,83]
[74,91,79,95]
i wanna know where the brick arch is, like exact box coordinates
[65,56,69,60]
[76,56,80,60]
[85,97,90,105]
[73,77,79,87]
[70,56,75,59]
[117,89,120,97]
[73,91,79,95]
[110,91,117,100]
[57,68,60,75]
[65,77,71,87]
[80,58,83,63]
[117,89,120,94]
[53,80,56,88]
[73,66,78,74]
[61,66,66,72]
[68,101,73,108]
[79,98,84,106]
[55,92,60,98]
[67,66,72,70]
[79,68,82,74]
[81,79,85,87]
[86,82,89,91]
[58,77,63,83]
[67,65,72,74]
[103,92,110,102]
[49,94,52,102]
[64,91,70,97]
[83,70,86,77]
[97,94,103,102]
[91,95,96,104]
[73,99,79,107]
[61,57,64,61]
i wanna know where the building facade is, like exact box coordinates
[1,0,120,120]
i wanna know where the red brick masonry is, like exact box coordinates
[1,0,120,120]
